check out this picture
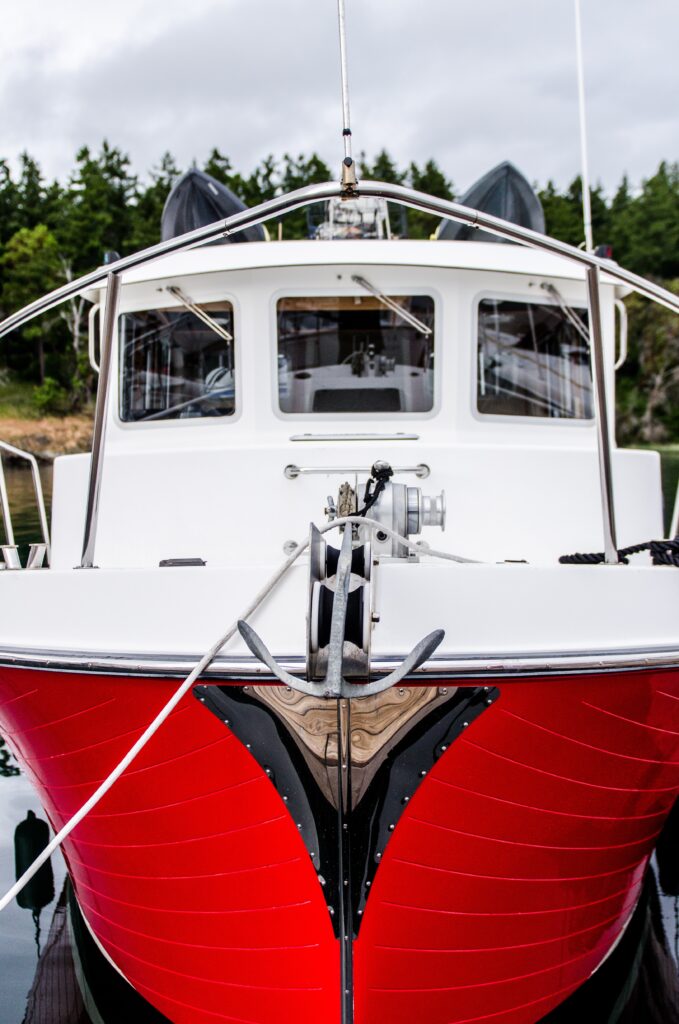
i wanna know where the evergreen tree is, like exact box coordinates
[359,149,405,184]
[0,225,63,384]
[408,159,454,239]
[622,163,679,278]
[14,153,49,230]
[59,142,137,272]
[617,283,679,443]
[608,175,634,265]
[203,148,238,189]
[245,154,279,207]
[0,160,19,245]
[0,144,678,440]
[279,152,332,239]
[359,150,407,236]
[130,151,180,249]
[539,178,585,247]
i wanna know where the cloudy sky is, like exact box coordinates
[0,0,677,195]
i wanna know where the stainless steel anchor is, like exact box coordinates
[238,524,444,699]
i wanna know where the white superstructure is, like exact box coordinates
[44,239,659,574]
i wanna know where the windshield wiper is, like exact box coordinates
[541,283,589,344]
[167,285,233,343]
[351,275,432,336]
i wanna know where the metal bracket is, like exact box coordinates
[238,525,444,699]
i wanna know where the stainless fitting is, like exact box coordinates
[407,488,446,534]
[1,545,21,570]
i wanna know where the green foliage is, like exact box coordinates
[0,144,678,443]
[538,176,610,249]
[1,224,61,311]
[359,149,406,185]
[0,160,19,245]
[616,282,679,444]
[1,224,63,384]
[408,159,454,239]
[359,149,407,236]
[202,149,333,239]
[357,151,454,237]
[128,151,180,250]
[32,376,70,415]
[619,163,679,278]
[278,153,332,239]
[59,141,137,272]
[0,374,38,419]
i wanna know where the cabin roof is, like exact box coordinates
[85,238,623,299]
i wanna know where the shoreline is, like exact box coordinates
[0,416,92,462]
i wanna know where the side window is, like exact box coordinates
[119,302,235,422]
[477,299,593,419]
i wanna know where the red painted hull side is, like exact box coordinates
[0,669,339,1023]
[1,667,679,1024]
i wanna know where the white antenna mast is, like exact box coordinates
[574,0,594,251]
[337,0,357,191]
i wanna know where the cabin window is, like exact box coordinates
[476,299,593,419]
[277,294,435,414]
[119,301,235,422]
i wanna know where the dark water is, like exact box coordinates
[0,465,69,1022]
[1,455,679,1022]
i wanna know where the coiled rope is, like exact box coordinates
[559,538,679,566]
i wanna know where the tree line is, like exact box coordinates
[0,143,678,441]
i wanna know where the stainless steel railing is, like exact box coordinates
[0,441,50,568]
[3,178,678,569]
[1,180,678,339]
[80,273,120,568]
[284,464,430,480]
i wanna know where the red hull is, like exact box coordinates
[1,666,679,1023]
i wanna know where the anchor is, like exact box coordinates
[238,524,444,699]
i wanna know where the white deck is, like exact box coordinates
[1,559,678,674]
[2,239,671,669]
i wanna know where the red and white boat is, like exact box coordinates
[2,150,679,1024]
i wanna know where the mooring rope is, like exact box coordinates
[560,537,679,566]
[0,516,476,912]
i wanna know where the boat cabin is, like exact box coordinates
[46,238,661,570]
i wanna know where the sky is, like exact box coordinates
[0,0,677,196]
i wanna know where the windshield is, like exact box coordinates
[277,294,435,414]
[477,298,592,419]
[119,301,235,422]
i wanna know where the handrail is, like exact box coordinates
[87,301,101,373]
[586,267,618,563]
[80,272,120,568]
[1,179,679,341]
[2,177,678,570]
[0,454,13,546]
[614,298,629,371]
[284,463,430,479]
[0,441,51,562]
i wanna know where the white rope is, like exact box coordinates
[342,515,478,563]
[0,517,476,912]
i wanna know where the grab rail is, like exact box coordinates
[80,272,120,568]
[3,177,678,569]
[284,464,430,479]
[1,180,678,340]
[87,302,101,373]
[0,441,50,566]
